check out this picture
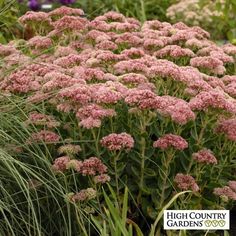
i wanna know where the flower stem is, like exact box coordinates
[137,136,146,203]
[114,154,119,201]
[159,150,174,209]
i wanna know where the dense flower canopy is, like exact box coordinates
[1,7,236,136]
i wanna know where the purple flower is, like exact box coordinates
[59,0,75,4]
[28,0,41,10]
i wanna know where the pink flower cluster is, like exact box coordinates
[153,134,188,150]
[94,174,111,184]
[70,188,97,202]
[154,45,195,58]
[19,11,51,26]
[192,149,217,164]
[157,96,195,124]
[190,56,225,75]
[29,130,60,143]
[215,117,236,141]
[57,144,82,155]
[214,181,236,201]
[53,16,88,32]
[49,6,84,18]
[189,89,236,114]
[76,104,116,129]
[1,7,236,135]
[26,111,60,128]
[79,157,107,175]
[52,156,108,176]
[28,36,52,50]
[52,156,70,172]
[100,132,134,151]
[174,173,199,192]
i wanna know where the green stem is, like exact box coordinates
[159,151,174,209]
[92,128,100,157]
[114,154,119,201]
[137,136,146,203]
[215,141,234,182]
[137,114,147,203]
[187,158,194,174]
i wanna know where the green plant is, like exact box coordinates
[92,185,191,236]
[0,0,21,43]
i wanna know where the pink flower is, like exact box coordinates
[53,16,88,32]
[96,40,118,51]
[189,89,236,113]
[76,104,116,129]
[29,130,60,143]
[197,45,223,56]
[143,39,165,50]
[192,149,217,164]
[91,82,126,104]
[43,72,81,91]
[153,134,188,150]
[0,44,17,56]
[222,43,236,56]
[58,144,82,155]
[190,56,225,75]
[26,112,60,128]
[125,88,158,109]
[70,188,96,202]
[100,132,134,151]
[76,104,116,120]
[142,20,163,30]
[154,45,195,58]
[228,181,236,192]
[86,30,111,42]
[0,68,43,93]
[58,84,92,104]
[174,173,199,192]
[79,117,102,129]
[119,73,148,85]
[66,159,83,172]
[49,6,84,18]
[214,186,236,201]
[121,48,145,59]
[19,11,51,27]
[215,117,236,141]
[185,38,212,49]
[224,82,236,97]
[114,60,148,74]
[147,60,180,80]
[52,156,70,172]
[54,54,82,68]
[88,19,111,31]
[115,32,142,47]
[101,11,125,22]
[94,174,111,184]
[209,51,234,64]
[54,46,77,58]
[79,157,107,176]
[157,96,195,124]
[28,36,52,50]
[203,75,225,89]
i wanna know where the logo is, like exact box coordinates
[164,210,229,230]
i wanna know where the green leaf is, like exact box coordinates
[149,191,191,236]
[0,33,6,44]
[144,168,157,177]
[121,187,128,228]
